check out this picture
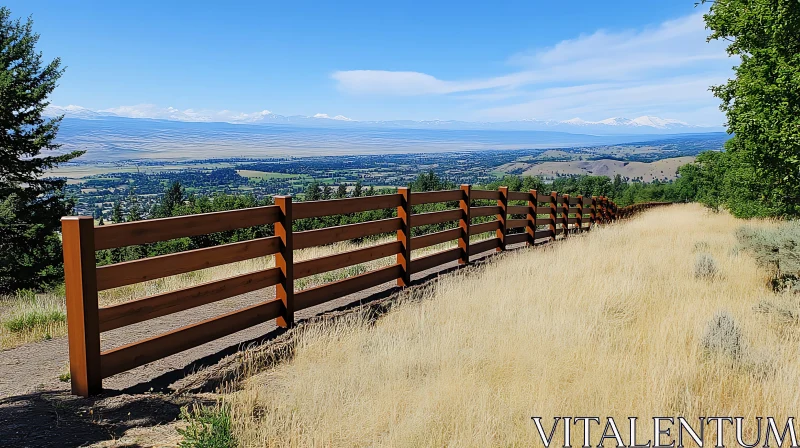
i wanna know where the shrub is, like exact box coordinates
[701,311,744,361]
[737,222,800,292]
[58,363,71,382]
[3,309,65,333]
[694,253,719,279]
[15,289,37,302]
[737,222,800,271]
[177,404,234,448]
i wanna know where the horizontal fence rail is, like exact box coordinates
[60,186,639,396]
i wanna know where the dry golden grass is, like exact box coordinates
[223,204,799,447]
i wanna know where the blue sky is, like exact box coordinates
[7,1,733,125]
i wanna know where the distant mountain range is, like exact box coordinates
[48,113,728,163]
[45,105,724,136]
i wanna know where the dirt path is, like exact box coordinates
[0,244,525,447]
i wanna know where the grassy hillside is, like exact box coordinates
[496,155,696,182]
[218,204,797,446]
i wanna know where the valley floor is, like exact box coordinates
[223,204,797,447]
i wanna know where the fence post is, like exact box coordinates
[397,187,412,285]
[549,191,557,242]
[274,196,294,328]
[497,186,508,251]
[562,194,570,238]
[458,184,471,264]
[590,196,597,228]
[526,189,537,246]
[597,196,606,224]
[576,195,583,234]
[597,196,605,224]
[61,216,101,397]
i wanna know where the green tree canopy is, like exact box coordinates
[703,0,800,216]
[409,170,455,192]
[304,180,322,201]
[152,180,185,218]
[335,184,347,199]
[0,7,82,293]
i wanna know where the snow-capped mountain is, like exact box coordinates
[43,105,723,135]
[44,105,110,120]
[598,117,632,126]
[544,116,698,133]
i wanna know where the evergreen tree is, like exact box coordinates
[153,180,184,218]
[353,180,363,197]
[125,188,146,260]
[335,184,347,199]
[110,201,124,224]
[304,180,322,201]
[322,184,332,200]
[409,170,455,191]
[0,7,82,292]
[127,188,143,222]
[611,174,624,199]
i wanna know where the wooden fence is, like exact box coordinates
[61,187,620,396]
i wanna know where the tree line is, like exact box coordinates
[92,169,698,270]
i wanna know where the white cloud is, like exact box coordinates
[331,10,732,123]
[334,12,726,96]
[480,75,727,125]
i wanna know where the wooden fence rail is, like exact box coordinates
[61,186,631,396]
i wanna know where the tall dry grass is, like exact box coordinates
[223,204,800,447]
[0,290,67,349]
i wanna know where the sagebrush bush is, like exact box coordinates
[694,253,719,279]
[737,221,800,292]
[701,311,744,361]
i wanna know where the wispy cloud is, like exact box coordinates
[481,76,727,125]
[98,104,277,123]
[331,11,732,123]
